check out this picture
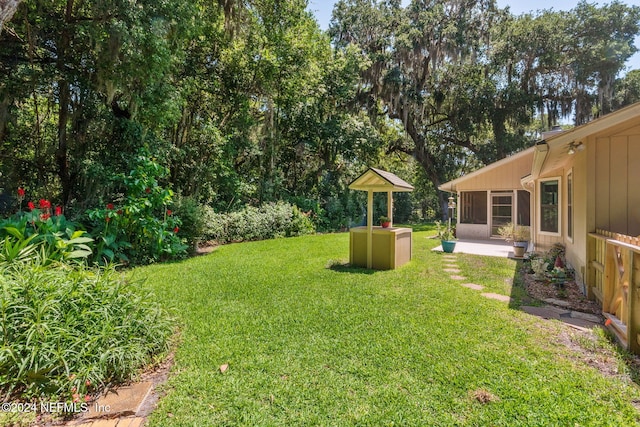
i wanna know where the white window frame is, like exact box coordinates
[566,169,574,243]
[538,177,561,237]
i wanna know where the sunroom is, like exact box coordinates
[439,148,534,240]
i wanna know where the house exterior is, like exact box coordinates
[439,102,640,290]
[438,147,534,240]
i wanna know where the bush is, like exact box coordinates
[203,201,315,244]
[0,259,174,401]
[172,195,206,253]
[0,203,93,265]
[86,154,187,265]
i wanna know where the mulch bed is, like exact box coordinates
[521,265,602,315]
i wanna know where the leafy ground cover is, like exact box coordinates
[133,229,640,426]
[0,260,174,426]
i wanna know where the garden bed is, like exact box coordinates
[521,264,601,315]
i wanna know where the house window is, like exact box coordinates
[540,179,560,234]
[517,190,530,226]
[460,191,487,224]
[567,171,573,240]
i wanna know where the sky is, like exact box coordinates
[306,0,640,74]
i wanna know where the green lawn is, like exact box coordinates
[133,230,640,426]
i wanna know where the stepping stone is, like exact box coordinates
[521,305,566,320]
[444,268,461,273]
[442,256,457,260]
[119,418,146,427]
[450,275,467,280]
[85,381,153,419]
[461,283,484,291]
[521,306,600,329]
[481,293,511,302]
[543,298,571,307]
[570,311,602,323]
[89,420,119,427]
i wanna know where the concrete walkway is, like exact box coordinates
[65,382,154,427]
[433,238,517,258]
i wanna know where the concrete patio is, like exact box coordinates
[432,238,521,258]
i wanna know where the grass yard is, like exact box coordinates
[133,229,640,426]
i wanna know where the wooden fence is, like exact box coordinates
[587,229,640,353]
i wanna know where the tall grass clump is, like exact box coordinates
[0,258,174,402]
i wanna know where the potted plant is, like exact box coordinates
[435,220,456,253]
[497,222,530,258]
[379,216,391,228]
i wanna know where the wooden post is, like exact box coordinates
[603,241,615,314]
[387,191,393,226]
[367,190,373,269]
[587,235,595,300]
[630,252,640,354]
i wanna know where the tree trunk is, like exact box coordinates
[56,0,74,206]
[0,96,10,142]
[0,0,22,34]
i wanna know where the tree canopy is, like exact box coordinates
[0,0,638,225]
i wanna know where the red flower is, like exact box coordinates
[173,226,179,233]
[106,203,114,210]
[84,394,91,402]
[605,319,612,326]
[17,187,25,198]
[55,206,62,216]
[117,209,123,215]
[166,209,172,216]
[28,201,35,211]
[106,216,111,223]
[72,393,80,403]
[40,213,51,221]
[85,380,91,387]
[39,199,51,209]
[145,187,151,194]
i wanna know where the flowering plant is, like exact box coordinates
[0,193,92,264]
[86,153,186,264]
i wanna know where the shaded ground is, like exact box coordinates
[521,266,601,315]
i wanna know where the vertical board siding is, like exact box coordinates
[595,137,610,231]
[594,131,640,237]
[609,136,628,233]
[629,135,640,236]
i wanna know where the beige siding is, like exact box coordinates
[570,148,589,284]
[629,135,640,235]
[452,151,533,240]
[456,151,533,191]
[536,121,640,288]
[592,126,640,236]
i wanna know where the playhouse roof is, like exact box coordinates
[349,167,414,192]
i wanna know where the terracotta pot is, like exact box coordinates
[381,222,391,228]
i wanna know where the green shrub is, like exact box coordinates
[0,259,174,401]
[86,153,187,265]
[0,205,93,265]
[203,201,315,244]
[172,195,206,253]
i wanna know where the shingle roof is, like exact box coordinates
[349,167,414,192]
